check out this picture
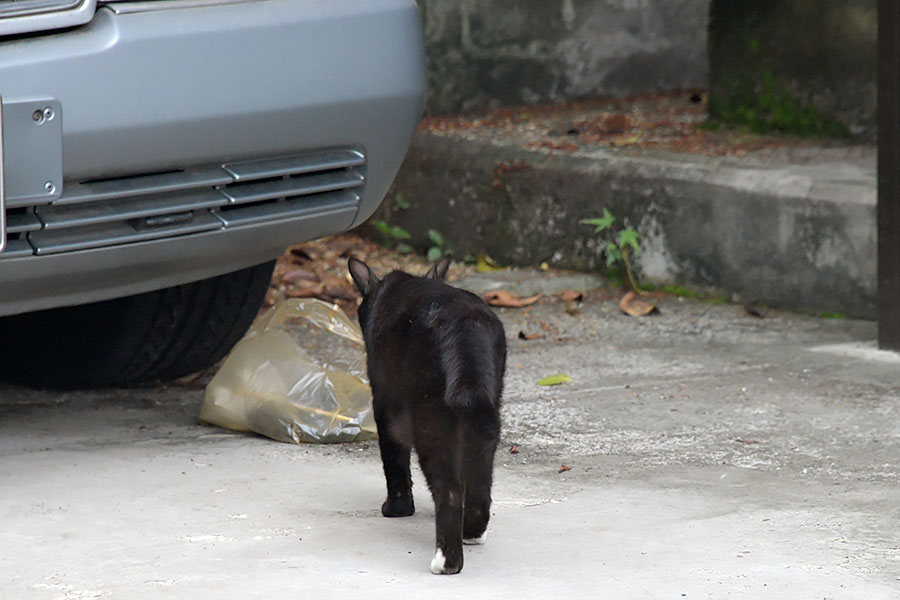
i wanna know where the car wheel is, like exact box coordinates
[0,260,275,389]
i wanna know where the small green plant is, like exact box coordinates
[370,220,413,254]
[580,208,642,292]
[697,120,721,132]
[392,193,409,211]
[819,311,846,320]
[425,228,451,262]
[643,283,701,299]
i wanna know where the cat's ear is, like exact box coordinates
[348,256,379,296]
[425,255,451,281]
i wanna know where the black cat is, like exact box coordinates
[348,256,506,575]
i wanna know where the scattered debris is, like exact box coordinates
[493,160,534,178]
[510,444,520,454]
[558,464,572,473]
[564,304,582,317]
[420,91,828,158]
[268,233,479,316]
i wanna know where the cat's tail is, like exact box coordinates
[438,320,504,439]
[450,386,501,440]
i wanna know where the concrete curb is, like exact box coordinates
[376,131,876,318]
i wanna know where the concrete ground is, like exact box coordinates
[2,273,899,598]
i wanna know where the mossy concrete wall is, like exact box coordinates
[417,0,709,115]
[708,0,876,139]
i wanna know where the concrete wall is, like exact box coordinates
[418,0,710,114]
[374,133,877,317]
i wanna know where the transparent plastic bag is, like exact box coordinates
[199,298,376,443]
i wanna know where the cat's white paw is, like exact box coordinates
[430,548,462,574]
[463,531,487,545]
[430,548,447,574]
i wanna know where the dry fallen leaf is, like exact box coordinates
[320,275,357,301]
[743,299,767,318]
[557,289,584,303]
[609,133,642,147]
[526,140,579,152]
[518,331,543,340]
[483,290,541,308]
[263,288,281,307]
[476,252,505,272]
[282,268,319,284]
[537,373,573,386]
[604,113,631,133]
[285,282,326,298]
[558,464,572,473]
[289,247,316,262]
[510,444,520,454]
[619,291,659,317]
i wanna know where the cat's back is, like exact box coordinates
[385,272,499,325]
[371,272,503,350]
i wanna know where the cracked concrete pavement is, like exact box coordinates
[1,273,899,598]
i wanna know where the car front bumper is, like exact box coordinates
[0,0,425,316]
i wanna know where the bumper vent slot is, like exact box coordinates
[0,238,34,258]
[56,166,233,206]
[215,189,359,227]
[30,212,223,255]
[0,149,365,258]
[0,0,82,18]
[36,189,227,230]
[5,209,41,234]
[219,170,364,205]
[223,149,365,181]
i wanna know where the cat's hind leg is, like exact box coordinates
[375,410,415,518]
[417,425,464,574]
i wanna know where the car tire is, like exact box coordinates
[0,260,275,389]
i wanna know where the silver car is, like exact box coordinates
[0,0,425,387]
